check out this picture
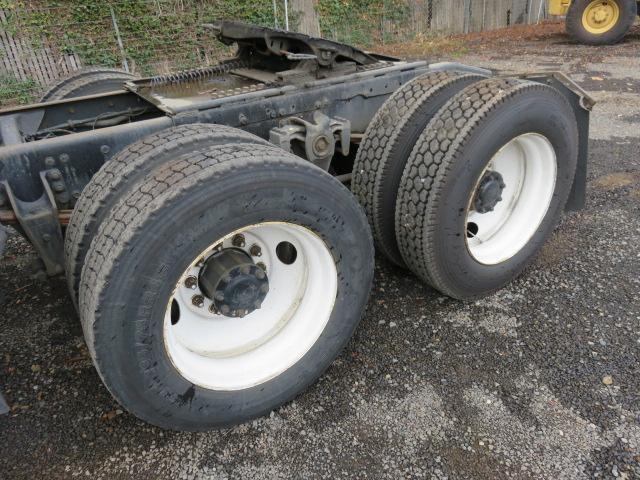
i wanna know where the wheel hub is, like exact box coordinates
[473,170,506,213]
[198,248,269,318]
[594,8,608,23]
[583,1,619,33]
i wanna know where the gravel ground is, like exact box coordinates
[1,24,639,480]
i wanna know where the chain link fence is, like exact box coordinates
[0,0,551,107]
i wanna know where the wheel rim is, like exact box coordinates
[163,222,337,390]
[465,133,557,266]
[582,0,620,34]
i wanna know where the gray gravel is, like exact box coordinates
[1,27,639,480]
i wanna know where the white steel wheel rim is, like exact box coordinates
[465,133,557,265]
[163,222,338,391]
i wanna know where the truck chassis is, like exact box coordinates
[0,21,592,429]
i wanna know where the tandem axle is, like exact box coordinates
[0,21,593,429]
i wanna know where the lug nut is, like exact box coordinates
[220,305,230,315]
[184,276,198,289]
[209,304,218,314]
[214,291,225,302]
[249,244,262,257]
[232,234,245,248]
[46,169,61,181]
[255,269,265,280]
[191,295,205,308]
[257,262,267,272]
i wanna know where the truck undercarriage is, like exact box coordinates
[0,21,593,430]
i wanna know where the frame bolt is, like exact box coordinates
[191,295,205,308]
[232,234,245,248]
[184,276,198,289]
[52,181,66,193]
[46,169,61,181]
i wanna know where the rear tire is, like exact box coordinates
[351,71,485,266]
[566,0,636,45]
[395,78,579,299]
[40,68,137,102]
[64,124,270,307]
[78,143,374,430]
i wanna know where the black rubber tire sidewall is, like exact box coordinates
[92,163,374,430]
[41,68,137,102]
[370,75,484,267]
[566,0,637,45]
[427,90,578,298]
[64,124,269,307]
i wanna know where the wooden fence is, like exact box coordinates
[0,0,550,106]
[0,10,82,90]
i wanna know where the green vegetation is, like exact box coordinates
[1,1,280,76]
[0,74,38,106]
[0,0,414,105]
[0,1,403,72]
[317,0,411,46]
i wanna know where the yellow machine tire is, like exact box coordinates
[566,0,637,45]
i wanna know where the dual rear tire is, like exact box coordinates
[65,71,579,430]
[353,73,579,299]
[69,128,374,430]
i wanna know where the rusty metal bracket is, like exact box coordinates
[1,171,65,275]
[269,111,350,171]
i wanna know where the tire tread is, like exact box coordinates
[395,77,575,298]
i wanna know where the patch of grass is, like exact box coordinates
[0,74,38,106]
[376,34,469,59]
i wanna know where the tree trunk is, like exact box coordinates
[291,0,321,37]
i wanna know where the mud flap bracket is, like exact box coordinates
[2,171,65,275]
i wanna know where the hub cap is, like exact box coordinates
[465,133,557,265]
[473,171,506,214]
[199,248,269,317]
[582,0,620,34]
[163,222,337,390]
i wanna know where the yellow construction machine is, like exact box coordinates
[550,0,638,44]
